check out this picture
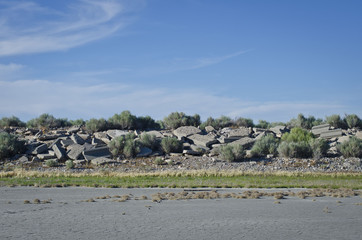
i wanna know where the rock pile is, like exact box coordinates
[1,123,362,168]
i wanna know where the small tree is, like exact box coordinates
[160,137,183,153]
[344,114,361,129]
[218,144,245,162]
[0,132,25,160]
[85,118,108,133]
[337,137,362,158]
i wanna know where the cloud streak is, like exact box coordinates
[0,0,130,56]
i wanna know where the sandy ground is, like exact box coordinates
[1,187,361,240]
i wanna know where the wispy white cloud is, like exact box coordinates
[137,50,251,76]
[0,79,350,122]
[0,0,136,56]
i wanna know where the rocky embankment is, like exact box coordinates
[1,124,361,173]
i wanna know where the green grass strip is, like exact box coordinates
[1,173,361,189]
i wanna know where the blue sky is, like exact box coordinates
[0,0,361,122]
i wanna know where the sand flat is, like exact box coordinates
[1,187,361,240]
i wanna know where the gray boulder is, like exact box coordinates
[94,132,111,144]
[37,153,55,161]
[106,130,129,139]
[270,126,288,137]
[141,130,164,138]
[137,147,153,157]
[52,143,66,161]
[229,137,256,148]
[91,157,117,166]
[67,125,80,134]
[83,147,111,161]
[61,138,75,148]
[320,129,343,139]
[71,134,85,145]
[187,134,219,148]
[31,143,48,155]
[356,131,362,140]
[227,128,251,138]
[67,144,86,160]
[311,124,330,136]
[173,126,201,139]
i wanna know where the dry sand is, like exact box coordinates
[1,187,361,240]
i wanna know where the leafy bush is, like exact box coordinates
[45,159,58,167]
[65,160,75,169]
[325,114,346,129]
[288,114,323,129]
[250,135,279,157]
[309,138,329,159]
[337,137,362,158]
[163,112,200,129]
[0,132,25,160]
[343,114,361,129]
[154,157,164,165]
[281,127,314,143]
[218,144,245,162]
[85,118,108,133]
[255,120,270,129]
[0,116,25,128]
[108,134,139,158]
[108,111,136,130]
[277,141,312,158]
[69,119,85,126]
[200,116,233,130]
[233,117,254,128]
[160,137,183,154]
[135,116,160,130]
[139,133,158,150]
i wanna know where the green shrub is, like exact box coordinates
[65,160,75,169]
[0,116,26,128]
[309,138,329,159]
[139,134,158,150]
[250,135,279,157]
[160,137,183,154]
[108,111,136,130]
[85,118,108,133]
[255,120,270,129]
[154,157,164,165]
[69,119,85,126]
[135,116,160,130]
[344,114,361,129]
[163,112,200,129]
[337,137,362,158]
[108,134,139,158]
[218,144,245,162]
[281,127,314,143]
[325,114,346,129]
[288,114,323,129]
[233,117,254,128]
[277,141,312,158]
[45,159,58,167]
[200,116,233,130]
[0,132,25,160]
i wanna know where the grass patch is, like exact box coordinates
[0,170,361,189]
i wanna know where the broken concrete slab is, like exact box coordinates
[77,133,91,142]
[83,147,111,161]
[269,126,288,137]
[229,137,256,148]
[31,143,48,155]
[106,129,129,139]
[94,132,110,144]
[320,129,343,139]
[67,125,80,134]
[141,130,164,138]
[137,147,153,157]
[71,134,85,145]
[52,143,66,161]
[337,136,351,144]
[187,134,219,148]
[204,126,215,133]
[356,131,362,140]
[38,134,63,141]
[217,136,241,144]
[61,138,74,148]
[190,144,210,153]
[37,153,55,161]
[173,126,201,139]
[91,157,117,166]
[183,149,202,156]
[311,124,330,136]
[91,137,107,147]
[227,128,251,138]
[67,144,85,160]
